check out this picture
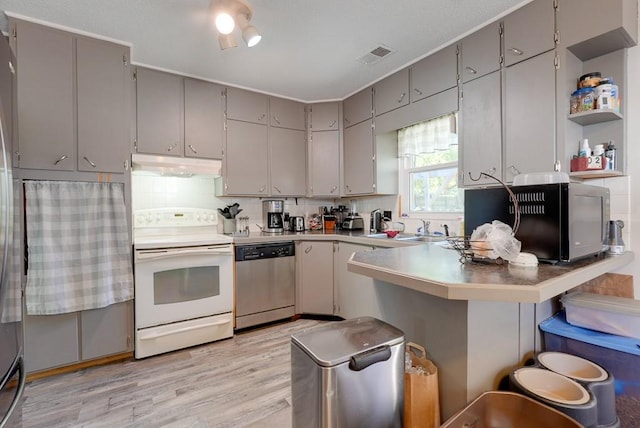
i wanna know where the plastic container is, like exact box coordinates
[561,291,640,339]
[570,88,596,113]
[579,72,602,88]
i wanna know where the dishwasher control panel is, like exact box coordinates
[235,242,295,261]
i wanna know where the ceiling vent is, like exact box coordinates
[357,45,393,65]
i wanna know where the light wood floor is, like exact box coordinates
[19,318,328,428]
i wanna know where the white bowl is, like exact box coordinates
[513,367,590,405]
[538,352,608,382]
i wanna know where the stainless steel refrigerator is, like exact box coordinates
[0,33,24,428]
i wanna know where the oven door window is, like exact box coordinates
[154,266,220,305]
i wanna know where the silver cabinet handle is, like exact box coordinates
[304,246,312,254]
[258,185,266,193]
[330,185,337,194]
[188,144,198,154]
[167,143,178,152]
[345,184,352,193]
[273,116,281,125]
[124,159,129,171]
[54,155,68,165]
[83,156,96,168]
[465,66,478,75]
[508,47,524,56]
[509,165,521,175]
[273,185,282,193]
[329,120,337,128]
[413,88,423,96]
[259,113,266,122]
[397,92,406,103]
[344,118,351,125]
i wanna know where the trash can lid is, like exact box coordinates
[291,317,404,367]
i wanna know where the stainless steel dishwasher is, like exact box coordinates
[234,241,295,329]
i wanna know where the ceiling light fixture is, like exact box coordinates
[211,0,262,50]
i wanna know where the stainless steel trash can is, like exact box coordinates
[291,317,405,428]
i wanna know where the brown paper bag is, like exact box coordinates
[404,342,440,428]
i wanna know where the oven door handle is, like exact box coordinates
[138,319,231,340]
[136,247,233,261]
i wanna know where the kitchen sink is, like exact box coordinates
[364,233,446,243]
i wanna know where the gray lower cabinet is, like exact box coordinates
[270,127,306,196]
[343,120,375,195]
[334,242,380,320]
[410,43,458,103]
[135,67,184,156]
[77,37,130,173]
[24,301,133,374]
[460,71,502,187]
[460,22,501,83]
[298,241,335,315]
[503,0,556,67]
[504,50,557,181]
[309,130,340,197]
[223,119,269,195]
[184,78,223,159]
[374,68,409,116]
[13,19,75,171]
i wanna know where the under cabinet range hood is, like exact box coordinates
[131,154,222,177]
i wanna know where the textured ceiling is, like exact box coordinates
[0,0,529,102]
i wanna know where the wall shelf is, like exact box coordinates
[568,110,623,126]
[569,170,623,179]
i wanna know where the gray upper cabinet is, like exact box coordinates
[310,102,339,131]
[410,44,458,103]
[270,97,306,130]
[135,67,184,156]
[270,127,306,196]
[374,69,409,116]
[503,0,556,67]
[226,87,268,124]
[13,20,75,171]
[343,87,373,128]
[504,50,557,182]
[343,120,374,195]
[77,37,130,173]
[223,120,269,195]
[310,130,340,197]
[184,78,223,159]
[460,71,502,187]
[460,22,501,83]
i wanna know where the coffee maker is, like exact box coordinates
[262,200,284,233]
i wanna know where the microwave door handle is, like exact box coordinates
[136,247,232,261]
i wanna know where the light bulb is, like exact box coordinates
[215,12,235,34]
[243,26,261,47]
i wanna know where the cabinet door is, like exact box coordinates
[343,87,372,128]
[77,37,130,173]
[334,243,380,319]
[460,22,501,83]
[460,71,502,186]
[15,21,74,171]
[503,0,555,67]
[311,102,339,131]
[81,301,133,360]
[343,120,374,195]
[224,119,268,195]
[374,68,409,116]
[299,241,334,315]
[24,313,79,373]
[185,78,223,159]
[270,97,305,130]
[310,130,340,197]
[136,68,183,156]
[270,127,306,196]
[226,87,268,124]
[505,51,556,181]
[410,44,458,103]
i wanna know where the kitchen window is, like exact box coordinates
[398,113,463,213]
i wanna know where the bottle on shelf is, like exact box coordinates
[579,139,590,157]
[605,141,616,171]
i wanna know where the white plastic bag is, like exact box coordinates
[470,220,521,261]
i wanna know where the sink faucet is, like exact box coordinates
[370,209,382,233]
[417,219,430,236]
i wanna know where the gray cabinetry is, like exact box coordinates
[270,127,306,196]
[270,97,306,130]
[460,71,502,187]
[299,241,335,315]
[81,301,133,361]
[226,87,268,124]
[503,0,556,67]
[504,50,557,181]
[135,67,184,156]
[460,22,501,83]
[309,130,340,197]
[77,37,130,173]
[374,68,409,116]
[343,120,374,195]
[334,242,380,319]
[310,102,339,131]
[343,87,373,128]
[410,44,458,103]
[14,20,74,171]
[184,78,223,159]
[223,120,269,195]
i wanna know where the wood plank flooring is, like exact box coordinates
[18,318,328,428]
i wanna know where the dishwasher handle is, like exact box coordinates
[348,345,391,371]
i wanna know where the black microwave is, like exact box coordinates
[464,183,610,263]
